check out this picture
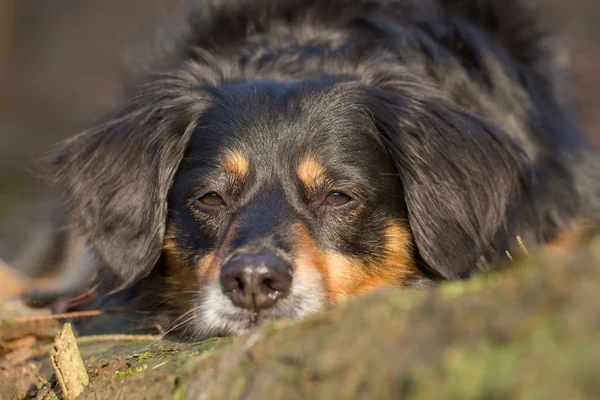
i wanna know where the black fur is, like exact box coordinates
[34,0,600,304]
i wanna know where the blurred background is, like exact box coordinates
[0,0,599,254]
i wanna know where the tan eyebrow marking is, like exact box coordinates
[297,153,326,191]
[222,149,249,180]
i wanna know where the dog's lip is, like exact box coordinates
[222,306,288,326]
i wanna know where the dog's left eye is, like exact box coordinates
[324,191,352,206]
[198,192,224,207]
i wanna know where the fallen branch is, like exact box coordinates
[49,323,89,400]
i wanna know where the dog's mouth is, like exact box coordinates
[188,273,327,339]
[189,302,291,339]
[229,306,291,329]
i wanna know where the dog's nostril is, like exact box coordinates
[220,253,292,311]
[262,278,274,291]
[235,277,244,291]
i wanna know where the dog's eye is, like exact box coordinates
[324,191,352,206]
[199,192,224,206]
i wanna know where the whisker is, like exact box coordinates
[156,300,208,342]
[159,309,197,336]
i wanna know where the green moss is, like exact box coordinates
[386,290,427,309]
[130,352,153,362]
[173,379,186,400]
[115,364,148,378]
[11,231,600,400]
[193,349,218,363]
[230,375,247,398]
[152,361,170,370]
[195,337,222,345]
[444,277,487,298]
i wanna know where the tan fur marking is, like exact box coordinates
[353,221,414,294]
[162,223,218,303]
[163,250,217,315]
[294,220,414,303]
[163,221,225,282]
[294,224,332,299]
[0,258,31,300]
[222,149,249,180]
[297,153,327,191]
[164,251,217,285]
[196,251,218,278]
[163,224,182,269]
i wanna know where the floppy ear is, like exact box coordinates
[365,84,530,279]
[46,77,209,293]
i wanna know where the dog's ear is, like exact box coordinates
[364,83,529,279]
[46,78,210,293]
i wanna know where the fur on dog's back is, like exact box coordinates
[156,0,581,150]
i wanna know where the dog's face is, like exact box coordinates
[48,63,527,338]
[164,80,413,336]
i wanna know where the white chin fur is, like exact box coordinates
[189,267,327,339]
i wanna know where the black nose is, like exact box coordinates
[220,252,292,311]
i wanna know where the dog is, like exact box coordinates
[17,0,600,339]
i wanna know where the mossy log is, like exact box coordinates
[2,235,600,399]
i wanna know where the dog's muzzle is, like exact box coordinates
[219,252,293,311]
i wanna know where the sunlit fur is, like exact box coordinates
[25,0,600,339]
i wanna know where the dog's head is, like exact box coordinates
[47,62,527,338]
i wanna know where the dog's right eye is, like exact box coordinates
[198,192,224,207]
[324,191,352,207]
